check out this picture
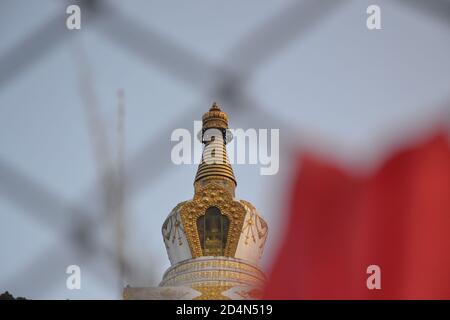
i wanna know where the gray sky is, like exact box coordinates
[0,0,449,299]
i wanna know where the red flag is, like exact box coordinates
[265,132,450,299]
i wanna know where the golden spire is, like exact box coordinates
[194,103,236,188]
[201,102,228,130]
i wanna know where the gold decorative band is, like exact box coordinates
[160,257,266,288]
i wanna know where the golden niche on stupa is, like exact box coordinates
[124,103,268,300]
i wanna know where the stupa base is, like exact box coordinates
[123,256,266,300]
[123,284,263,300]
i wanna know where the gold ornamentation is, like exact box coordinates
[240,200,268,253]
[202,102,228,130]
[195,113,236,185]
[180,183,246,258]
[161,269,264,287]
[192,285,233,300]
[162,257,266,280]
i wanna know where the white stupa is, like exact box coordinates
[124,103,268,300]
